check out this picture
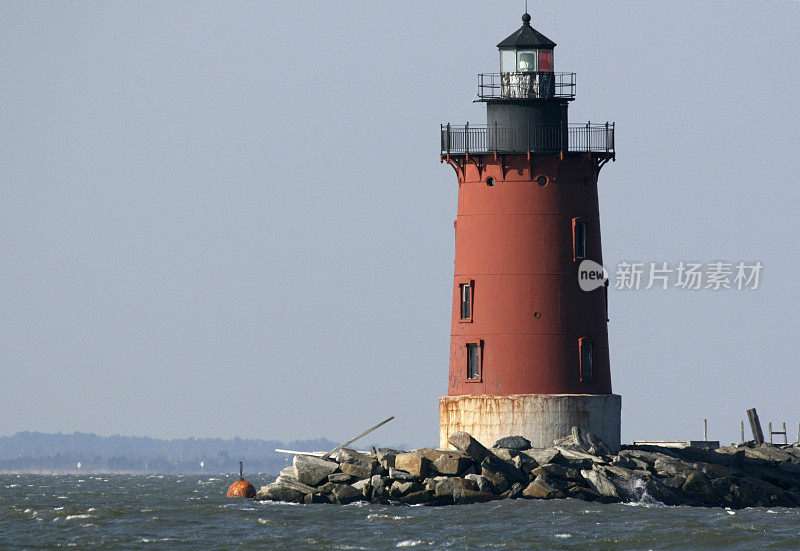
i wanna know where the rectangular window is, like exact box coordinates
[517,50,537,72]
[580,339,594,380]
[573,220,586,260]
[460,283,472,320]
[501,50,516,73]
[467,342,481,380]
[538,50,553,72]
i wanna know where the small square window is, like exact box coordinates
[574,221,586,260]
[467,342,481,380]
[459,283,472,320]
[580,339,593,380]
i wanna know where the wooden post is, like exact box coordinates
[703,419,708,441]
[783,422,788,445]
[769,422,773,444]
[747,408,764,445]
[740,420,745,444]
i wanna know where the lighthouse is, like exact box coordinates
[439,12,621,450]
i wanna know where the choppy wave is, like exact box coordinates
[2,474,800,549]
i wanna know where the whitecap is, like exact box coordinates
[555,534,572,538]
[367,513,404,521]
[396,540,423,548]
[87,507,96,512]
[57,496,69,499]
[66,514,93,520]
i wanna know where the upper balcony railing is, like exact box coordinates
[440,122,615,156]
[476,72,576,101]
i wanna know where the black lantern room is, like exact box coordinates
[476,12,576,152]
[497,12,556,74]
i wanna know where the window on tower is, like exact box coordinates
[459,282,472,321]
[580,339,594,380]
[573,220,587,260]
[467,342,481,380]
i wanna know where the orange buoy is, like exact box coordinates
[226,461,256,498]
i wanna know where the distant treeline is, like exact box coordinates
[0,432,339,475]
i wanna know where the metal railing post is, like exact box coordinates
[493,121,498,153]
[586,121,591,152]
[605,122,609,153]
[446,123,451,155]
[465,122,469,155]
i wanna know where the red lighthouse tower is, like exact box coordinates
[439,12,621,450]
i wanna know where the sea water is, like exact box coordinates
[2,474,800,549]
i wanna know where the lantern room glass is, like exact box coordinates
[538,50,553,72]
[517,50,538,72]
[500,50,516,73]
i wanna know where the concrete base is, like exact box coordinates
[439,393,621,451]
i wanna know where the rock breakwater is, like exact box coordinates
[256,428,800,508]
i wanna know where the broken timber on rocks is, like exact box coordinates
[255,427,800,508]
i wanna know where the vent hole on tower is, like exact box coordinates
[537,176,548,187]
[486,177,495,187]
[533,312,542,319]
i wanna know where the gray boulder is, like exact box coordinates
[327,472,352,484]
[504,482,525,499]
[389,480,423,498]
[256,482,306,503]
[399,490,433,505]
[388,467,417,481]
[376,448,401,470]
[332,484,364,505]
[554,426,614,456]
[522,479,560,499]
[394,453,430,478]
[370,475,389,497]
[340,458,375,479]
[523,448,561,466]
[453,488,498,504]
[432,453,472,476]
[464,473,492,494]
[434,477,478,497]
[581,468,621,500]
[480,455,525,492]
[292,455,339,486]
[449,431,490,462]
[493,436,532,450]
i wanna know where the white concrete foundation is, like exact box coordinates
[439,394,621,451]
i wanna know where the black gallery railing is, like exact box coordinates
[476,72,576,101]
[440,122,615,155]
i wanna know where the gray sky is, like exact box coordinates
[2,1,799,448]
